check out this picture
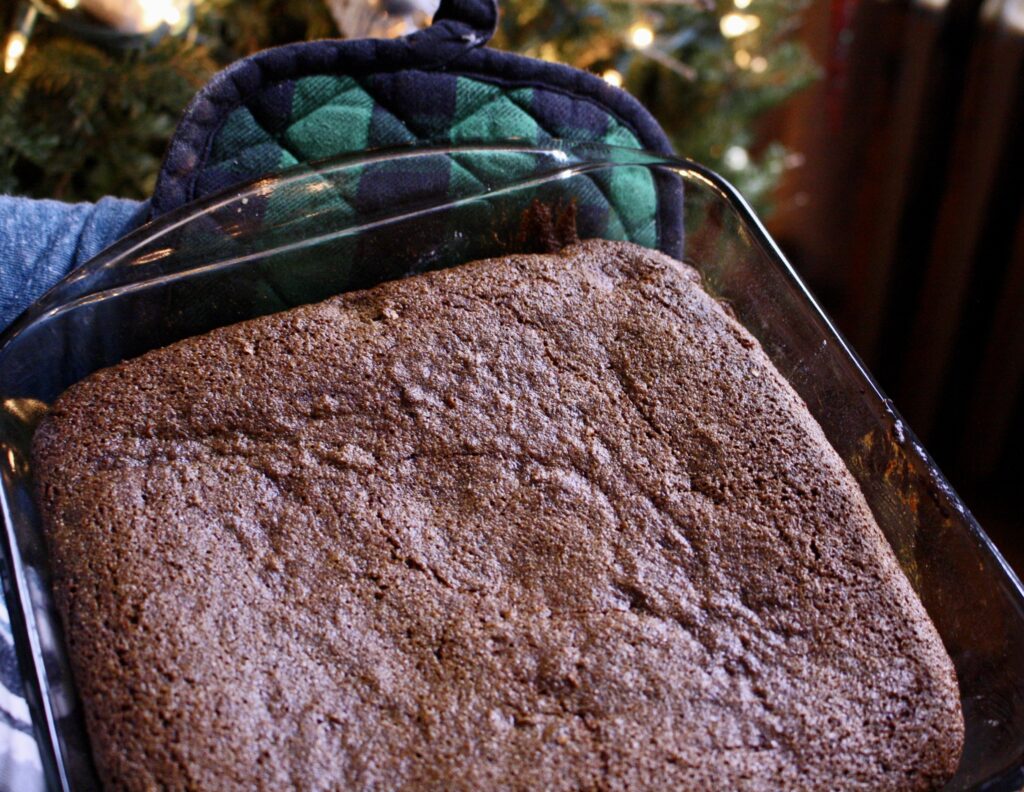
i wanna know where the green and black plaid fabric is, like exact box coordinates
[198,73,660,250]
[143,0,681,339]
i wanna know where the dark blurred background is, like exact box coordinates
[765,0,1024,575]
[2,0,1022,571]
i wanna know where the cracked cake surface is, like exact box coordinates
[32,240,963,790]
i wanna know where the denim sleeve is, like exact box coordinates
[0,196,148,331]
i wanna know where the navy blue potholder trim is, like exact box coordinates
[150,0,680,252]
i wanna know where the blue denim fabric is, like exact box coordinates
[0,196,147,330]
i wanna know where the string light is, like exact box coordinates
[602,69,624,87]
[538,43,559,62]
[3,2,37,74]
[72,0,189,34]
[724,145,750,171]
[630,24,655,49]
[734,49,751,68]
[720,12,761,38]
[750,55,768,73]
[3,32,27,74]
[2,0,191,74]
[163,3,183,27]
[138,0,184,31]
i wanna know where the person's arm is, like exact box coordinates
[0,196,147,330]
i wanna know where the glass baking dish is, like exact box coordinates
[1,143,1022,791]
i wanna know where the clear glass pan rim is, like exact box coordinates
[2,141,1022,791]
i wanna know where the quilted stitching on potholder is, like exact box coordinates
[198,72,658,247]
[502,87,656,245]
[212,75,513,207]
[283,77,376,160]
[450,82,539,143]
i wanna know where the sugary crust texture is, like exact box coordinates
[32,240,963,791]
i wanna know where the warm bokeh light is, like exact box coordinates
[630,24,654,49]
[734,0,752,8]
[538,43,559,62]
[57,0,81,9]
[3,32,27,74]
[750,55,768,73]
[720,13,761,38]
[138,0,184,30]
[734,49,751,68]
[601,69,624,87]
[723,145,750,170]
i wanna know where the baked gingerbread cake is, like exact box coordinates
[32,240,963,790]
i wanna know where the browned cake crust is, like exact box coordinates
[32,240,963,790]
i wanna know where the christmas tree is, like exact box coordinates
[494,0,818,207]
[0,0,817,208]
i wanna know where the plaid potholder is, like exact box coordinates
[150,0,681,254]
